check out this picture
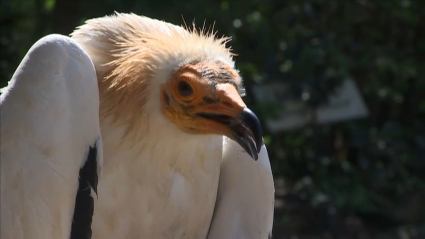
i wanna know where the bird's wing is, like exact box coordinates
[0,34,103,239]
[207,137,275,239]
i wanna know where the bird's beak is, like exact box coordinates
[192,84,263,160]
[227,108,263,160]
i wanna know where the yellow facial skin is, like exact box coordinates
[162,61,263,160]
[161,62,246,138]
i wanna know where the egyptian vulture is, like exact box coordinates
[0,13,274,239]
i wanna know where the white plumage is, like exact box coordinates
[208,140,274,239]
[1,13,274,239]
[1,35,103,238]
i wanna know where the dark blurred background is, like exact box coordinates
[1,0,424,238]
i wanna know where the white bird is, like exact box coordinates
[0,34,103,239]
[1,13,274,239]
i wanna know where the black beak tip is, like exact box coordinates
[251,151,259,161]
[238,108,263,160]
[207,106,263,161]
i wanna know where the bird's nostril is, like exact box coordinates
[223,101,233,108]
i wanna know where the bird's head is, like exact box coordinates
[161,61,262,159]
[72,13,263,159]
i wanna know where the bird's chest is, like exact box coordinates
[91,142,222,238]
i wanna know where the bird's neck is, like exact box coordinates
[98,109,223,178]
[93,108,223,238]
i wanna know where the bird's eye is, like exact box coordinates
[178,80,193,97]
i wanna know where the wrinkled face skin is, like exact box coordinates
[161,61,263,160]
